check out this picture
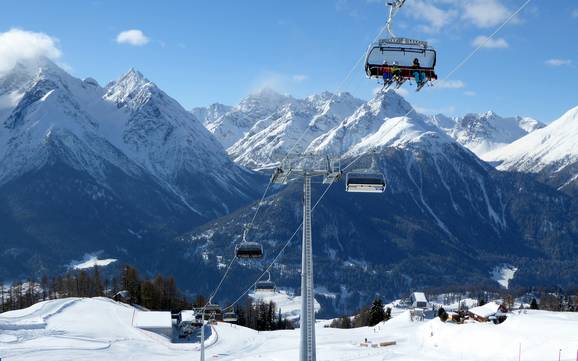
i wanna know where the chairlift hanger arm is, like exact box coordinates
[386,0,407,38]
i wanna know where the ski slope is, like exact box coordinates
[1,298,577,361]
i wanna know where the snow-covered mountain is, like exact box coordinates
[485,106,578,192]
[201,89,364,168]
[308,90,448,157]
[181,89,578,315]
[200,89,541,169]
[202,88,294,150]
[191,103,232,128]
[0,58,263,278]
[428,111,544,158]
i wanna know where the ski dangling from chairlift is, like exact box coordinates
[364,0,438,92]
[255,271,276,292]
[235,225,264,259]
[345,151,386,193]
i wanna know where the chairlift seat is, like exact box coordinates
[255,280,276,292]
[235,242,264,259]
[365,38,437,80]
[223,312,238,322]
[345,172,386,193]
[204,303,221,313]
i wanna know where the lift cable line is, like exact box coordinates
[199,22,392,314]
[221,0,532,328]
[441,0,532,83]
[224,156,358,311]
[200,1,532,359]
[278,24,389,166]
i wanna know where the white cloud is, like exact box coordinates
[464,90,477,96]
[0,28,62,75]
[462,0,512,28]
[572,9,578,18]
[434,79,465,89]
[472,35,509,49]
[292,74,308,82]
[116,29,149,46]
[545,59,571,67]
[405,0,458,33]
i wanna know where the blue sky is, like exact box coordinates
[1,0,577,121]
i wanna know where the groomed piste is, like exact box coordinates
[1,297,577,361]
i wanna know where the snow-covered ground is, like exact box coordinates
[491,265,518,289]
[71,256,118,270]
[249,289,321,321]
[2,297,577,361]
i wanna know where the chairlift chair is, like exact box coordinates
[364,0,438,90]
[204,303,221,313]
[235,241,264,259]
[255,280,276,292]
[345,152,386,193]
[345,172,386,193]
[255,271,276,292]
[235,226,264,259]
[223,308,238,323]
[364,38,438,81]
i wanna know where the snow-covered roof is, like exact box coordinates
[469,302,501,318]
[179,310,197,322]
[133,311,172,329]
[412,292,427,303]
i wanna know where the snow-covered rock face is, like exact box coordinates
[428,111,544,158]
[192,103,232,127]
[485,106,578,192]
[0,59,258,213]
[204,89,451,169]
[202,89,364,168]
[0,59,264,279]
[103,68,234,180]
[307,90,420,157]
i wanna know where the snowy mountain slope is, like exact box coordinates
[249,289,321,321]
[485,106,578,192]
[3,297,578,361]
[0,59,264,279]
[203,89,364,168]
[191,103,232,127]
[103,69,261,216]
[428,111,544,158]
[307,90,422,156]
[203,88,293,149]
[179,91,578,315]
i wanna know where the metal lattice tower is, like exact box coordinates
[271,154,341,361]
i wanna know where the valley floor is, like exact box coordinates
[0,298,577,361]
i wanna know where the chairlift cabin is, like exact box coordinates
[204,303,221,313]
[365,38,437,81]
[255,280,276,292]
[345,172,386,193]
[235,241,264,259]
[223,311,238,323]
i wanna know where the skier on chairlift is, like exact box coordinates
[382,60,393,85]
[391,61,401,82]
[412,58,427,88]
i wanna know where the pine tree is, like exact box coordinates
[530,298,539,310]
[368,298,386,326]
[384,307,392,321]
[93,266,104,297]
[438,307,449,322]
